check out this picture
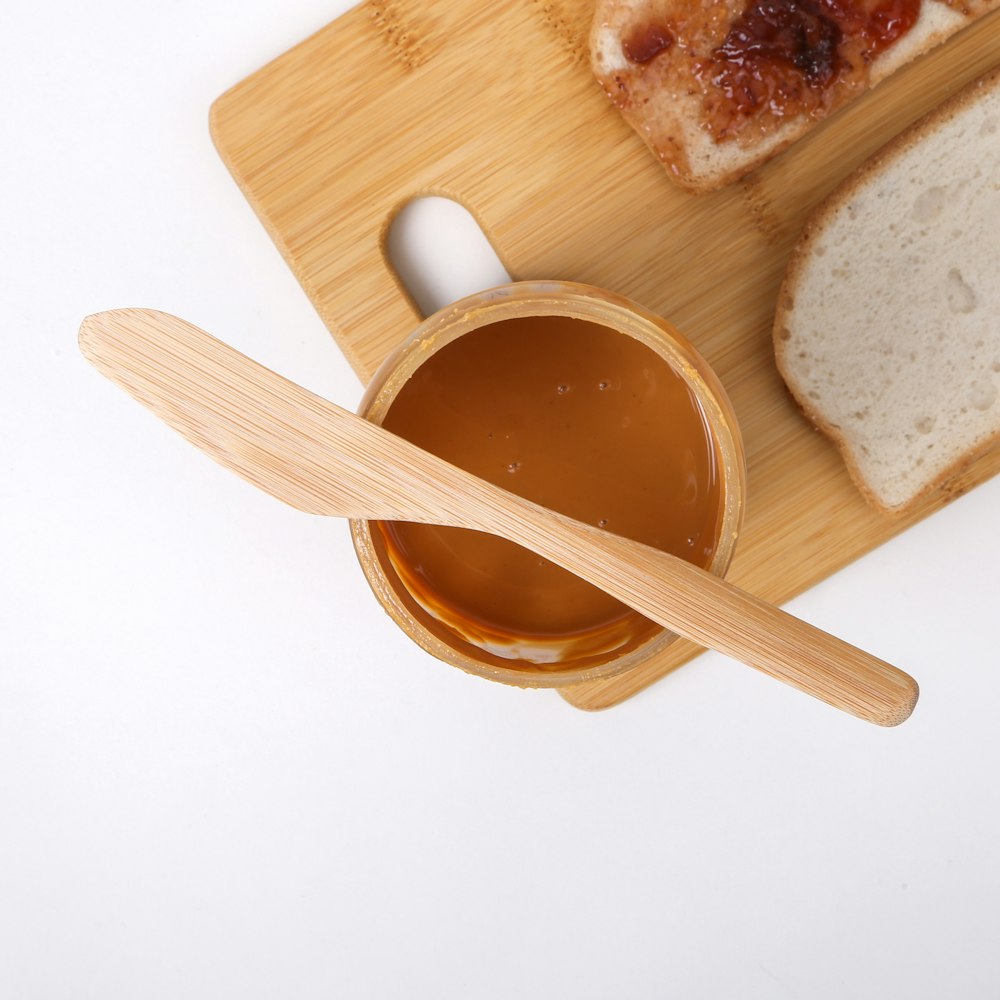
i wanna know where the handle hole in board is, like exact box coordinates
[387,196,511,318]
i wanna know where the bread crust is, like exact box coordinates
[774,67,1000,514]
[590,0,998,191]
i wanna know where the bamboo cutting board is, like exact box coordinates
[210,1,1000,710]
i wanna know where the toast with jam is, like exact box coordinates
[590,0,999,191]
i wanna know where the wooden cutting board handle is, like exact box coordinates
[209,0,660,383]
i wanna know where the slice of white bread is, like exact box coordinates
[774,67,1000,513]
[590,0,998,191]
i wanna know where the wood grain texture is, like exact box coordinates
[79,309,918,726]
[209,0,1000,710]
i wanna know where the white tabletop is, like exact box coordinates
[3,3,999,997]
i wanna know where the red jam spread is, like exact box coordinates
[714,1,845,96]
[623,23,675,63]
[624,0,922,142]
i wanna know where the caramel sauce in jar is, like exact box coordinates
[351,284,745,688]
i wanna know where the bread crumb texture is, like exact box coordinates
[776,70,1000,512]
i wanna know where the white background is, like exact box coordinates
[3,2,999,997]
